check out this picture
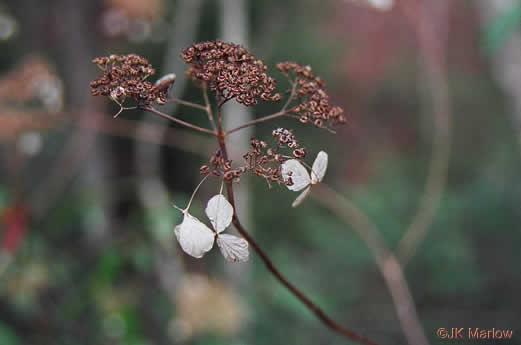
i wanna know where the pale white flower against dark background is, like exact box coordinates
[281,151,328,207]
[173,184,249,262]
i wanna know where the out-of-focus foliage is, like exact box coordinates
[483,0,521,55]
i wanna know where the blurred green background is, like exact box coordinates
[1,0,521,344]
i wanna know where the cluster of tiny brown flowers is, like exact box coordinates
[200,150,244,183]
[271,128,307,158]
[181,41,281,106]
[242,138,284,186]
[241,129,306,187]
[277,62,346,129]
[90,54,171,106]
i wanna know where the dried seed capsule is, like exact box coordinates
[223,171,235,181]
[293,148,307,158]
[223,161,232,171]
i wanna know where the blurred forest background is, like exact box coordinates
[1,0,521,344]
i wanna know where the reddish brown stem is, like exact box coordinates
[170,97,207,111]
[224,109,292,136]
[215,109,379,345]
[142,105,217,136]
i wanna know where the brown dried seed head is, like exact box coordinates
[181,41,281,106]
[277,61,346,130]
[90,54,170,107]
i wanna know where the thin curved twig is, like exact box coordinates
[27,110,215,221]
[395,0,452,265]
[170,97,207,112]
[141,106,217,136]
[281,78,298,111]
[312,184,429,345]
[224,109,292,136]
[202,83,218,132]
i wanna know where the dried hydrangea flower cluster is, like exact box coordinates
[182,41,281,106]
[199,128,307,187]
[90,54,173,106]
[241,129,308,187]
[271,128,307,158]
[200,150,245,183]
[241,137,285,186]
[277,62,346,129]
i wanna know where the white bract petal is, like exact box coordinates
[281,159,311,191]
[216,234,249,263]
[174,213,215,258]
[292,186,311,208]
[311,151,328,184]
[205,194,233,233]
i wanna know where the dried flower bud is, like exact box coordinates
[110,86,127,103]
[223,161,232,171]
[293,148,307,158]
[200,165,210,175]
[288,141,299,149]
[223,170,235,181]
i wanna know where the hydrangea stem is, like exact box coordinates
[142,105,217,136]
[215,107,380,345]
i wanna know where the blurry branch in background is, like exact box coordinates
[395,0,452,265]
[135,0,202,196]
[477,1,521,149]
[60,0,114,249]
[220,0,252,287]
[0,55,64,207]
[27,109,214,221]
[344,0,394,11]
[312,184,429,345]
[83,111,214,155]
[134,0,202,294]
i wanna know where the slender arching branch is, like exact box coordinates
[170,97,207,112]
[142,105,217,136]
[312,184,429,345]
[395,0,452,265]
[224,109,292,136]
[215,107,380,345]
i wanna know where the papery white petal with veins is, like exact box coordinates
[282,151,329,207]
[173,186,248,263]
[292,186,311,208]
[281,159,311,191]
[216,234,249,262]
[311,151,328,184]
[205,194,233,233]
[174,213,215,258]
